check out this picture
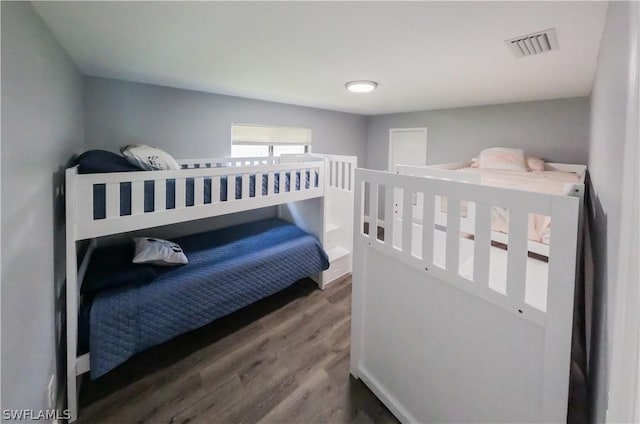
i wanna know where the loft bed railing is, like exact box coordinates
[66,159,326,240]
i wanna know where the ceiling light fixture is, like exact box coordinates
[345,80,378,93]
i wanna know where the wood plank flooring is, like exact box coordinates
[77,276,399,424]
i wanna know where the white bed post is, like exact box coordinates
[350,170,365,379]
[65,167,79,423]
[542,195,580,422]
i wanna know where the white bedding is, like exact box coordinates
[449,168,581,244]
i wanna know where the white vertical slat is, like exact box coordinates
[154,180,166,212]
[131,181,144,215]
[347,162,353,191]
[384,185,394,247]
[78,182,94,226]
[329,160,336,187]
[268,172,275,196]
[242,174,250,199]
[105,183,120,218]
[337,161,344,190]
[300,168,305,191]
[175,178,186,209]
[473,203,492,286]
[294,169,300,191]
[332,161,337,189]
[369,182,378,239]
[506,209,529,301]
[255,173,263,197]
[446,197,461,273]
[422,192,435,266]
[194,177,204,206]
[355,178,365,236]
[402,189,412,253]
[279,171,286,194]
[212,176,221,203]
[343,162,348,189]
[228,174,236,201]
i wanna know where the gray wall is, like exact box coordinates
[366,97,590,171]
[1,0,85,415]
[587,1,638,422]
[84,77,368,166]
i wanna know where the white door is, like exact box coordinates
[388,127,427,171]
[389,128,427,248]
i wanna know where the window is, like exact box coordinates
[231,124,311,157]
[230,144,270,157]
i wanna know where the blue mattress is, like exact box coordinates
[93,171,317,219]
[81,218,329,378]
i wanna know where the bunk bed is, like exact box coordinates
[351,163,584,422]
[65,152,356,422]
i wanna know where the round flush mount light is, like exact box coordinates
[345,80,378,93]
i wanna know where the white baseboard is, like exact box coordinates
[357,365,417,424]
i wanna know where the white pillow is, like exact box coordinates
[121,144,180,171]
[132,237,188,266]
[525,155,545,171]
[478,147,527,172]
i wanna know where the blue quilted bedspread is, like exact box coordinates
[93,171,317,219]
[85,219,328,378]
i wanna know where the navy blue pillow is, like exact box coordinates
[77,150,144,174]
[82,244,164,294]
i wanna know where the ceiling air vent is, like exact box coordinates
[505,28,559,58]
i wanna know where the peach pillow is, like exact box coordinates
[478,148,527,172]
[525,155,545,171]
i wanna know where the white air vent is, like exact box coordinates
[505,28,559,58]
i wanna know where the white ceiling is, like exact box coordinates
[33,1,607,115]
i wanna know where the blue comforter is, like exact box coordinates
[84,219,329,378]
[93,171,317,219]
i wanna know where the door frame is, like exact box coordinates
[388,127,428,171]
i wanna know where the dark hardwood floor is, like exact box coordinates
[77,276,399,424]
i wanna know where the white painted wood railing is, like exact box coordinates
[351,168,581,423]
[67,160,325,240]
[326,154,357,191]
[355,168,580,323]
[394,164,585,257]
[179,156,281,168]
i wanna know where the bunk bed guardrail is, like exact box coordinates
[179,156,280,168]
[351,168,580,423]
[394,163,585,257]
[280,153,356,192]
[66,159,326,240]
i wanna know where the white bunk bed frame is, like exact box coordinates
[394,161,586,257]
[351,167,582,423]
[64,153,356,422]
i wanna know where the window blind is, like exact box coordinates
[231,124,312,145]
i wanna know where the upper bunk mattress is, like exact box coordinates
[445,168,582,244]
[82,218,329,378]
[456,167,582,194]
